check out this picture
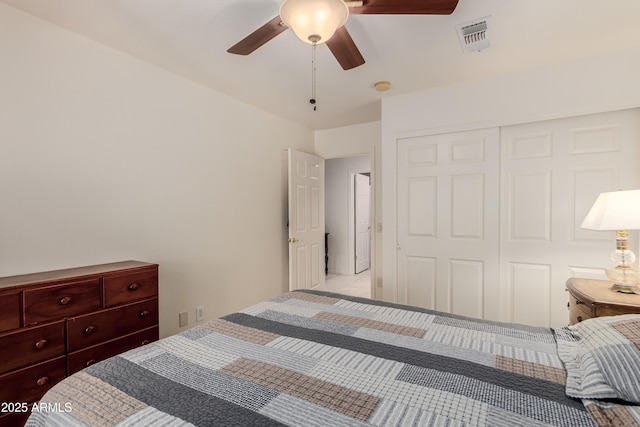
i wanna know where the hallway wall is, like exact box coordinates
[325,156,371,275]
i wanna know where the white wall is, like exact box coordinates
[325,156,370,275]
[382,46,640,305]
[314,122,380,159]
[383,47,640,135]
[0,4,314,337]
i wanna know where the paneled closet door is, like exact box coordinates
[501,109,640,327]
[396,128,500,319]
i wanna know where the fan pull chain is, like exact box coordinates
[310,43,317,111]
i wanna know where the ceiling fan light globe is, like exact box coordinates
[280,0,349,45]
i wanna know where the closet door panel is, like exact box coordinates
[501,109,640,326]
[397,129,500,319]
[509,263,551,327]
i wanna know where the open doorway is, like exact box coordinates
[323,155,372,298]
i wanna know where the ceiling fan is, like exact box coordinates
[227,0,460,70]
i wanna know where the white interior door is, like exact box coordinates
[396,128,500,319]
[500,109,640,326]
[355,173,371,274]
[288,149,325,290]
[393,109,640,327]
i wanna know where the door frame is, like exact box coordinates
[350,169,371,275]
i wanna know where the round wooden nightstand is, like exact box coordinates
[566,277,640,325]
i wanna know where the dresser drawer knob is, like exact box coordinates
[36,377,50,387]
[83,325,96,336]
[128,283,139,291]
[86,359,97,367]
[575,299,584,305]
[138,310,149,319]
[34,339,48,350]
[141,339,151,345]
[59,296,73,305]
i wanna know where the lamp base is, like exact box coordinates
[605,263,640,294]
[610,282,639,294]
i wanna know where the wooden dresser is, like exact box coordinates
[0,261,159,426]
[566,277,640,325]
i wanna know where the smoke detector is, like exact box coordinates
[456,16,491,53]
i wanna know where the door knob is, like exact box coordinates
[288,238,299,243]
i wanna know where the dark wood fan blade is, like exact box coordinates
[227,16,288,55]
[349,0,459,15]
[326,26,365,70]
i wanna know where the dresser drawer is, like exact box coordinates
[0,356,66,404]
[68,326,158,375]
[0,290,20,333]
[593,302,640,318]
[24,279,101,325]
[0,410,31,427]
[104,268,158,307]
[0,321,65,374]
[568,292,592,324]
[569,307,592,325]
[67,298,159,352]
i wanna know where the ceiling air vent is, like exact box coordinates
[456,16,491,54]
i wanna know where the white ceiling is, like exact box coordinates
[3,0,640,130]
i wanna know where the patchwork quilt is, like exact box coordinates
[26,290,639,426]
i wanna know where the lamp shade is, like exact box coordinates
[280,0,348,45]
[581,189,640,231]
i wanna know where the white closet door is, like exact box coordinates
[396,128,500,319]
[500,109,640,327]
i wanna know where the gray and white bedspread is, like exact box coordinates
[26,290,639,426]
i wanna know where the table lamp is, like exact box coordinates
[580,189,640,293]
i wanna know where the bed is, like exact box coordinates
[26,290,640,426]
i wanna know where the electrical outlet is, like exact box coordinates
[196,306,204,322]
[179,311,188,327]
